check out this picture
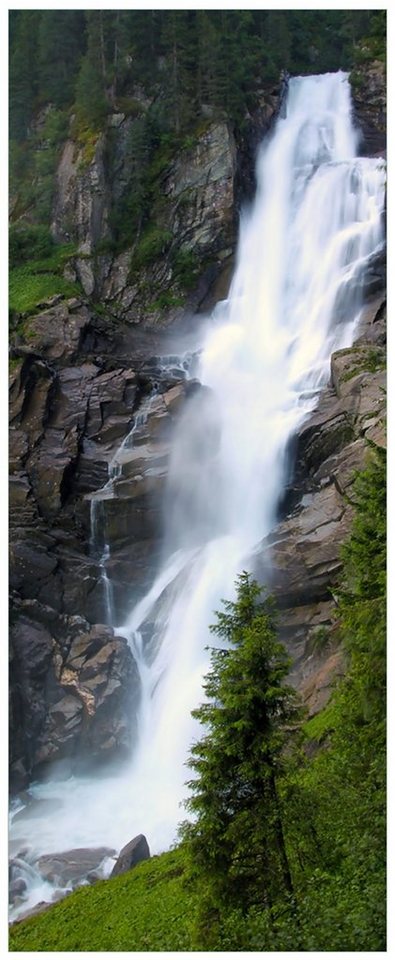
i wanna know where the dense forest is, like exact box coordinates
[10,9,386,138]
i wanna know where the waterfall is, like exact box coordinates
[9,72,385,919]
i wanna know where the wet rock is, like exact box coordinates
[9,429,29,472]
[95,540,161,625]
[13,799,63,823]
[234,87,280,208]
[352,60,386,157]
[11,898,61,923]
[110,834,150,878]
[37,626,140,771]
[9,539,58,597]
[19,302,91,364]
[36,847,115,886]
[8,839,30,860]
[9,878,27,902]
[314,438,368,494]
[257,299,386,715]
[52,135,111,271]
[10,605,140,784]
[163,122,236,259]
[262,482,353,610]
[355,295,386,346]
[295,395,354,478]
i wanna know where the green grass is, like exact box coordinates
[340,347,386,382]
[301,700,338,745]
[9,269,80,315]
[132,226,173,272]
[9,243,80,315]
[9,847,197,952]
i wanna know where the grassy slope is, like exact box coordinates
[9,244,80,315]
[9,848,196,952]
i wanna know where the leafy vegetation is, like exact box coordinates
[150,291,185,313]
[131,227,173,273]
[171,248,201,290]
[340,346,386,381]
[178,444,386,949]
[180,573,303,943]
[10,225,54,268]
[9,243,79,314]
[10,105,70,225]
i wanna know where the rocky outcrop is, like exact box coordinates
[51,117,236,322]
[9,842,116,915]
[110,834,150,878]
[35,847,116,887]
[256,293,386,712]
[52,135,110,248]
[162,122,235,257]
[9,297,205,784]
[10,597,140,786]
[351,60,386,156]
[234,84,281,207]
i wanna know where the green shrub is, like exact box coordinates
[151,291,185,311]
[341,347,386,381]
[41,107,69,146]
[132,227,172,271]
[171,248,200,289]
[9,225,54,268]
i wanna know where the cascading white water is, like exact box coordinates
[9,72,385,919]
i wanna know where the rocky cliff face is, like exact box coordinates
[258,293,386,713]
[9,300,199,787]
[51,117,238,325]
[9,70,386,790]
[351,60,386,156]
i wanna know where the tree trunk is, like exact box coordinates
[269,769,294,897]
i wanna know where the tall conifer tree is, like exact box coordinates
[181,573,302,921]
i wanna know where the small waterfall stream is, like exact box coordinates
[9,71,385,920]
[89,389,164,625]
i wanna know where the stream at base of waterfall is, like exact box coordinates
[9,72,386,920]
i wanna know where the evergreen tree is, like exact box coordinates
[338,441,386,721]
[263,11,292,80]
[195,10,222,112]
[209,11,263,122]
[160,11,198,134]
[109,115,153,246]
[75,12,109,129]
[9,10,40,140]
[181,573,303,928]
[37,11,86,108]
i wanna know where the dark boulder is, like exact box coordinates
[110,834,150,878]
